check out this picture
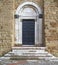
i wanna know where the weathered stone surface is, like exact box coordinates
[44,0,58,56]
[0,60,58,65]
[0,0,58,57]
[14,0,43,9]
[0,0,13,56]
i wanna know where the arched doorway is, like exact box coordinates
[15,2,43,46]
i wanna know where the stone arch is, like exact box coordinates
[16,2,42,15]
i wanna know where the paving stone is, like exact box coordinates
[0,60,58,65]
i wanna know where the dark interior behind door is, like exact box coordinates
[22,19,35,45]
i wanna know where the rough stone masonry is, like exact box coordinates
[0,0,58,57]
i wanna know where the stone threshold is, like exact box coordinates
[14,44,44,47]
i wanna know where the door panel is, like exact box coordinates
[22,19,35,45]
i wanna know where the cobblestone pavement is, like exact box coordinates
[0,60,58,65]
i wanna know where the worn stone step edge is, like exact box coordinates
[12,47,46,50]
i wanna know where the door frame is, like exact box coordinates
[15,2,44,47]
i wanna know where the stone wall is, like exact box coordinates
[0,0,58,57]
[44,0,58,56]
[0,0,14,56]
[14,0,43,9]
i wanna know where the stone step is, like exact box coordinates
[12,50,48,53]
[12,52,48,56]
[12,47,46,54]
[3,53,55,58]
[4,53,48,57]
[13,54,52,57]
[10,56,55,60]
[4,51,53,57]
[12,47,46,50]
[3,47,56,60]
[3,51,55,60]
[0,57,10,60]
